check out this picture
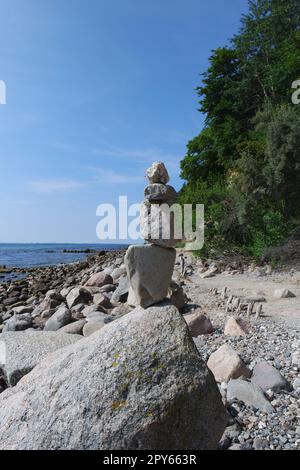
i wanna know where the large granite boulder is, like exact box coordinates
[0,303,227,450]
[0,331,82,386]
[125,245,176,308]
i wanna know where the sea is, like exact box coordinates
[0,243,126,281]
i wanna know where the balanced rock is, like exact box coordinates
[251,360,291,392]
[184,311,213,337]
[207,344,251,383]
[140,201,180,248]
[0,303,227,450]
[125,245,176,308]
[0,331,81,386]
[146,161,169,185]
[144,184,177,204]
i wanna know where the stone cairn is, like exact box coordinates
[125,162,181,308]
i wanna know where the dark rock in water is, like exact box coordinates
[0,302,227,450]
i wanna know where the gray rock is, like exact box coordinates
[12,305,34,315]
[82,320,108,337]
[111,276,129,304]
[273,288,296,299]
[251,360,290,392]
[140,201,180,248]
[44,306,72,331]
[111,266,127,283]
[59,320,86,335]
[93,293,112,309]
[82,304,104,317]
[3,314,32,332]
[146,161,169,184]
[144,184,177,204]
[0,302,227,450]
[66,287,92,309]
[0,331,82,386]
[111,304,132,317]
[32,297,61,318]
[125,245,176,308]
[293,378,300,390]
[227,379,274,413]
[169,280,187,310]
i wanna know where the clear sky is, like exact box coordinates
[0,0,249,243]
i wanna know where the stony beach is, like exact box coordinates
[0,163,299,450]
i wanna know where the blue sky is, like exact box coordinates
[0,0,248,243]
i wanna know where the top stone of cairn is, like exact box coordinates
[146,161,169,185]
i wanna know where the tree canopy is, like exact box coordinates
[180,0,300,257]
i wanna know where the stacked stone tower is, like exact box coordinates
[125,162,179,308]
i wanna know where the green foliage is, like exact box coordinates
[180,0,300,258]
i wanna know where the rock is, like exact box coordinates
[66,287,92,309]
[140,201,179,248]
[207,345,251,383]
[146,161,169,185]
[12,305,34,315]
[32,297,61,318]
[111,266,127,283]
[169,280,187,310]
[227,379,274,413]
[3,314,32,332]
[251,360,291,392]
[44,306,72,331]
[224,317,249,337]
[82,311,114,336]
[82,304,104,317]
[71,303,85,317]
[82,321,107,337]
[144,184,177,204]
[273,288,296,299]
[200,266,218,279]
[0,302,227,450]
[84,272,113,288]
[292,378,300,390]
[184,311,213,337]
[111,276,129,304]
[60,287,72,298]
[99,284,116,293]
[111,304,132,317]
[59,320,86,335]
[93,293,112,309]
[45,290,64,302]
[0,331,81,386]
[125,245,176,308]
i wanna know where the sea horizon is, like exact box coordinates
[0,242,128,271]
